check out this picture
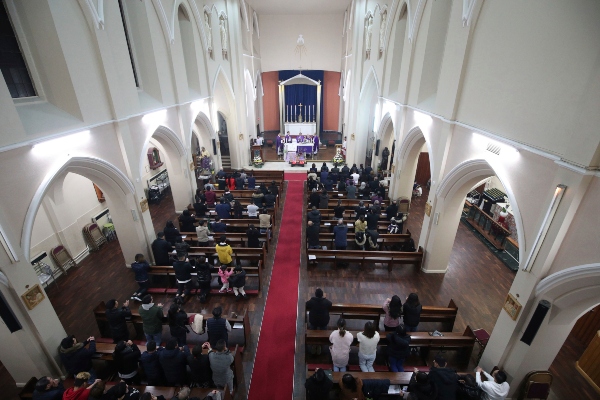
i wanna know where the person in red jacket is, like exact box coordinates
[61,372,102,400]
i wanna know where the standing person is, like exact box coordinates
[406,371,438,400]
[346,181,357,199]
[268,180,279,196]
[195,256,212,303]
[168,304,189,347]
[329,318,353,372]
[215,199,231,220]
[365,230,379,251]
[306,288,332,354]
[105,299,131,343]
[386,200,399,221]
[187,344,212,389]
[229,266,247,301]
[174,237,190,258]
[173,254,195,300]
[305,368,333,400]
[357,321,380,372]
[210,217,227,234]
[264,190,276,209]
[259,208,272,234]
[334,200,345,219]
[232,200,244,218]
[205,187,217,207]
[425,355,458,400]
[61,373,101,400]
[247,202,259,217]
[403,293,422,332]
[59,335,96,380]
[307,206,321,225]
[216,236,233,266]
[387,325,411,372]
[207,340,234,395]
[339,374,365,400]
[475,367,510,400]
[139,340,164,386]
[252,189,264,207]
[247,174,256,189]
[306,221,321,250]
[139,295,164,345]
[32,376,65,400]
[318,190,329,209]
[159,338,190,387]
[218,265,233,293]
[235,174,244,190]
[151,232,172,266]
[354,215,367,233]
[333,218,348,250]
[193,199,208,217]
[206,306,231,347]
[195,220,210,247]
[246,224,261,248]
[131,254,150,301]
[309,188,321,208]
[163,221,181,245]
[355,201,368,218]
[366,209,379,231]
[113,340,142,383]
[383,295,403,331]
[178,210,196,232]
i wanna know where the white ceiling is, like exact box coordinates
[247,0,351,15]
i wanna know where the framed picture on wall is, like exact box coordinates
[503,293,522,321]
[21,284,45,310]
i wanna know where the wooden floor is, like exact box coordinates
[1,184,596,399]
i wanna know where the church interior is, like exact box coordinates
[0,0,599,399]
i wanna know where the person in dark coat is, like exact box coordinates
[131,254,151,301]
[229,266,247,301]
[457,373,483,400]
[59,335,96,378]
[407,371,438,400]
[113,340,141,383]
[318,191,329,210]
[264,191,276,208]
[307,207,321,225]
[309,189,321,208]
[235,176,245,190]
[217,176,227,190]
[337,179,346,192]
[246,224,261,248]
[163,221,181,245]
[139,340,164,386]
[387,325,411,372]
[247,174,256,189]
[158,338,190,386]
[195,257,212,303]
[268,181,279,196]
[386,201,399,221]
[178,210,196,232]
[151,232,172,266]
[105,299,131,343]
[168,304,189,347]
[32,376,65,400]
[323,178,334,192]
[306,288,332,329]
[188,344,212,388]
[215,199,231,220]
[366,209,380,231]
[333,219,348,250]
[210,217,227,233]
[193,200,208,217]
[403,293,423,332]
[355,201,368,218]
[334,200,345,219]
[307,221,320,249]
[426,355,459,400]
[173,254,195,298]
[305,368,333,400]
[252,190,265,207]
[206,307,231,347]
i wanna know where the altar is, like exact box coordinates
[284,122,316,136]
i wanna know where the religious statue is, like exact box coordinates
[219,14,228,59]
[381,146,390,171]
[204,11,213,55]
[295,34,308,69]
[379,10,388,56]
[365,14,373,59]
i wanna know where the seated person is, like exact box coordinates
[62,372,101,400]
[247,203,259,217]
[32,376,65,400]
[264,191,276,208]
[305,368,333,400]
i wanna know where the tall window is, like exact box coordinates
[118,0,139,87]
[0,1,36,98]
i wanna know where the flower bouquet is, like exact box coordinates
[253,155,264,168]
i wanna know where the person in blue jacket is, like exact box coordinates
[131,253,150,301]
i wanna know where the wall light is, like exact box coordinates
[472,132,519,158]
[142,109,167,126]
[32,130,91,154]
[522,184,567,272]
[414,111,432,128]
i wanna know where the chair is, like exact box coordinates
[33,261,58,288]
[398,197,410,214]
[50,245,75,275]
[473,328,490,363]
[83,223,107,251]
[517,371,553,400]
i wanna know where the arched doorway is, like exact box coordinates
[375,113,395,173]
[354,67,380,167]
[217,111,230,158]
[394,127,433,201]
[213,67,245,168]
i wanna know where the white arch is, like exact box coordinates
[436,158,526,263]
[240,0,249,31]
[397,126,434,173]
[535,263,600,324]
[194,111,216,138]
[378,112,393,140]
[383,0,409,57]
[212,65,236,100]
[22,156,135,262]
[139,125,186,178]
[244,69,256,100]
[359,65,380,99]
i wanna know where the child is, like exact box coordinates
[131,254,150,301]
[229,266,247,301]
[218,265,233,293]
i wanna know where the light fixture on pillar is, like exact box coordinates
[32,130,91,155]
[522,185,567,272]
[414,111,432,128]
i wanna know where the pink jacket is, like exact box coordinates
[218,269,233,283]
[383,300,401,328]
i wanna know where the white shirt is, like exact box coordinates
[247,204,259,217]
[476,371,510,400]
[351,173,360,185]
[357,331,380,355]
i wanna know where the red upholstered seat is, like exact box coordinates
[473,328,490,345]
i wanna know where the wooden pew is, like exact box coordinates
[315,232,412,250]
[308,198,390,208]
[305,299,458,332]
[307,247,425,272]
[306,369,413,386]
[180,231,270,252]
[307,208,393,220]
[93,302,251,347]
[181,245,267,267]
[314,219,392,234]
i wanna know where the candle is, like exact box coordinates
[295,105,297,120]
[313,105,315,120]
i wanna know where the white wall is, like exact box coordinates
[259,14,344,72]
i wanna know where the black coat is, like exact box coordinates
[387,332,410,359]
[173,261,194,282]
[169,310,189,337]
[307,210,321,225]
[309,192,321,208]
[106,307,131,340]
[306,297,332,328]
[307,224,320,247]
[229,269,246,288]
[386,204,399,220]
[114,344,141,376]
[408,373,438,400]
[305,374,333,400]
[139,349,164,385]
[164,226,181,245]
[403,303,423,327]
[366,213,380,230]
[429,367,459,400]
[187,353,212,385]
[179,215,196,232]
[59,341,96,376]
[152,238,172,266]
[246,228,261,248]
[196,264,212,285]
[334,206,345,219]
[159,347,189,385]
[32,382,65,400]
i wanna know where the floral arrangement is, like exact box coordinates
[253,155,264,168]
[332,149,345,166]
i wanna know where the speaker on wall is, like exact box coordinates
[0,291,21,333]
[212,139,217,155]
[375,139,381,156]
[520,300,551,345]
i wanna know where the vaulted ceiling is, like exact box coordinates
[247,0,351,15]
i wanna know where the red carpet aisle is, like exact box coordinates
[248,172,305,399]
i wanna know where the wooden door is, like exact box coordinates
[573,307,600,346]
[414,152,431,185]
